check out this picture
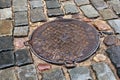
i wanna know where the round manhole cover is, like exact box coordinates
[27,19,99,67]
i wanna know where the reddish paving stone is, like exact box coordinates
[14,38,26,49]
[38,63,52,71]
[93,20,111,31]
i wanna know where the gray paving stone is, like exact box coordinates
[17,64,38,80]
[0,20,13,36]
[99,9,118,20]
[46,0,60,9]
[92,62,116,80]
[80,5,99,18]
[14,26,29,37]
[13,0,27,12]
[62,1,79,14]
[90,0,108,10]
[0,68,17,80]
[14,11,28,26]
[0,36,14,51]
[106,45,120,68]
[74,0,90,6]
[29,0,43,9]
[108,19,120,34]
[15,49,33,66]
[68,67,93,80]
[103,35,117,46]
[30,8,47,22]
[42,68,66,80]
[112,4,120,15]
[47,8,64,17]
[0,51,14,69]
[0,0,11,8]
[0,8,12,20]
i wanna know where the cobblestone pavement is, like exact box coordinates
[0,0,120,80]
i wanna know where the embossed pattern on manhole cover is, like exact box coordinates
[26,19,99,67]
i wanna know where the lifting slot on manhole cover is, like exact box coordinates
[25,19,100,68]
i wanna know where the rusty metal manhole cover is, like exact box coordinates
[26,19,99,67]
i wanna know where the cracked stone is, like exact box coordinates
[93,20,111,31]
[0,68,17,80]
[30,8,47,22]
[99,9,118,20]
[0,0,11,8]
[103,35,117,46]
[14,11,28,26]
[0,8,12,20]
[29,0,43,9]
[108,19,120,34]
[46,0,60,9]
[0,51,14,69]
[13,0,27,12]
[106,45,120,68]
[0,20,13,36]
[74,0,90,6]
[68,67,93,80]
[15,49,33,66]
[80,5,99,18]
[92,62,117,80]
[0,36,14,51]
[42,68,66,80]
[62,1,79,14]
[90,0,108,10]
[47,8,64,17]
[14,26,29,37]
[17,64,38,80]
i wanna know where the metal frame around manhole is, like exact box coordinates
[25,19,100,68]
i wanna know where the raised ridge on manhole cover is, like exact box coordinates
[26,19,100,67]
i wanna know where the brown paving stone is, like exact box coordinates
[93,20,111,31]
[0,68,17,80]
[0,20,13,36]
[99,9,118,20]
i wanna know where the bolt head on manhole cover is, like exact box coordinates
[26,19,99,67]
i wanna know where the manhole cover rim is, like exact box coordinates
[26,19,100,66]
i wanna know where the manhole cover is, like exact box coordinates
[26,19,99,67]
